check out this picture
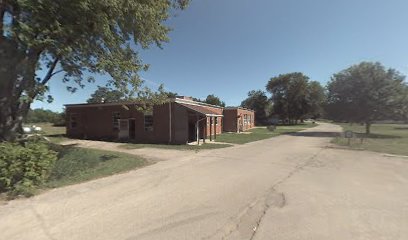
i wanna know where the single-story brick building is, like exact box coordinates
[223,107,255,132]
[65,97,224,144]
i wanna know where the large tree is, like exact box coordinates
[326,62,406,134]
[306,81,326,119]
[241,90,269,125]
[401,87,408,123]
[87,86,125,104]
[204,94,226,107]
[266,72,310,124]
[0,0,189,141]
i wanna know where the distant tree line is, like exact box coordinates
[25,109,65,126]
[86,87,227,107]
[241,61,408,133]
[84,61,408,134]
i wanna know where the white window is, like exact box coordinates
[70,114,78,128]
[144,113,154,132]
[113,112,120,130]
[119,119,128,131]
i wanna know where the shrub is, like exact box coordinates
[267,125,277,131]
[0,141,57,197]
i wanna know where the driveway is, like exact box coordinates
[59,139,200,162]
[0,123,407,240]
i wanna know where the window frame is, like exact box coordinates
[70,113,78,129]
[144,113,154,132]
[112,112,121,130]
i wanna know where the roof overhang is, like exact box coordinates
[177,102,224,117]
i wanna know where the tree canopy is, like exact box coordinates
[87,86,125,104]
[0,0,189,141]
[326,62,406,133]
[25,108,64,126]
[241,90,269,124]
[306,81,326,119]
[266,72,310,123]
[204,94,226,107]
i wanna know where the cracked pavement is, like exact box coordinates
[1,123,408,240]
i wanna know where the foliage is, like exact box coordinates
[0,0,189,141]
[266,72,322,123]
[306,81,326,119]
[241,90,269,125]
[267,125,277,131]
[396,86,408,123]
[204,94,226,107]
[326,62,406,133]
[87,86,126,103]
[25,108,65,126]
[163,91,179,98]
[0,141,57,196]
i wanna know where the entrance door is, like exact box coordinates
[118,119,129,139]
[188,122,196,142]
[129,119,136,140]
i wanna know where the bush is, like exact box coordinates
[267,125,277,131]
[0,141,57,197]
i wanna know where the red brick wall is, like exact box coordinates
[237,109,255,131]
[66,103,172,143]
[223,109,238,132]
[223,108,255,132]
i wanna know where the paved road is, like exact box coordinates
[1,123,407,240]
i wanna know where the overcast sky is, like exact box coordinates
[33,0,408,112]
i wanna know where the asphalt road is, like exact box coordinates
[1,123,407,240]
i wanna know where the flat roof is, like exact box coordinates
[224,107,255,112]
[64,97,226,109]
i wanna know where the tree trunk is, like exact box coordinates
[0,39,38,141]
[365,122,371,135]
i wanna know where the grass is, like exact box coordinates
[46,144,150,188]
[119,142,233,151]
[215,123,317,144]
[332,123,408,156]
[24,122,68,143]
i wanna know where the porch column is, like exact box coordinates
[209,117,212,141]
[214,117,217,140]
[203,119,206,143]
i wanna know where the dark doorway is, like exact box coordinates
[129,119,136,139]
[188,122,196,142]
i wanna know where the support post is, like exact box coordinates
[196,122,199,145]
[214,117,217,140]
[210,117,212,141]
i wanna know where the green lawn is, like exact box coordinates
[215,123,317,144]
[46,144,150,188]
[119,142,233,151]
[332,123,408,156]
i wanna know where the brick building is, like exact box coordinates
[223,107,255,132]
[65,97,224,144]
